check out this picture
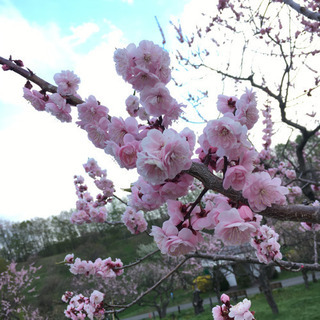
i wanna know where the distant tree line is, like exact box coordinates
[0,200,129,262]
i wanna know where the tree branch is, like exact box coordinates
[188,251,320,271]
[114,249,160,270]
[282,0,320,22]
[0,56,83,106]
[105,257,189,313]
[186,162,320,223]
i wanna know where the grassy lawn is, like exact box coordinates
[154,281,320,320]
[120,269,307,319]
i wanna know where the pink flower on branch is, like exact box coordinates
[150,220,203,256]
[53,70,80,96]
[229,298,255,320]
[215,208,259,245]
[242,171,288,212]
[45,93,72,123]
[136,128,193,185]
[23,87,47,111]
[251,225,282,264]
[122,206,148,234]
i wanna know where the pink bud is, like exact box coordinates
[220,293,230,304]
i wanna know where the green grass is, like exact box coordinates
[119,270,304,319]
[154,281,320,320]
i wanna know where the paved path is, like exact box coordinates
[121,272,319,320]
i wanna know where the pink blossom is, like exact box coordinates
[83,158,106,178]
[62,291,74,303]
[70,210,91,225]
[203,115,247,158]
[89,290,104,306]
[242,171,288,212]
[128,68,160,91]
[85,117,110,149]
[94,176,114,197]
[64,254,75,264]
[251,225,282,263]
[77,95,109,128]
[134,40,167,74]
[162,99,185,128]
[125,95,140,116]
[223,165,248,191]
[129,177,165,211]
[235,100,259,130]
[212,305,226,320]
[105,134,140,169]
[217,94,237,114]
[122,206,148,234]
[220,293,230,304]
[140,82,173,117]
[215,208,258,245]
[158,173,194,200]
[167,200,186,225]
[23,87,46,111]
[285,169,296,180]
[113,44,135,80]
[300,222,320,232]
[239,149,257,172]
[229,299,255,320]
[45,93,72,122]
[54,70,80,96]
[90,206,107,223]
[136,129,193,185]
[108,116,139,146]
[150,220,202,256]
[69,258,94,276]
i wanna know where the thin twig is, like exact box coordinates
[114,249,160,270]
[105,257,189,312]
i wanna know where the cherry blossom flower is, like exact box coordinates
[136,129,193,185]
[242,171,288,212]
[23,87,46,111]
[223,165,249,191]
[215,208,259,245]
[150,220,202,256]
[140,82,173,117]
[77,95,109,128]
[251,225,282,263]
[217,94,238,114]
[54,70,80,96]
[229,299,255,320]
[122,206,148,234]
[45,93,72,122]
[125,95,140,116]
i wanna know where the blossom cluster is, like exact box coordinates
[198,90,288,213]
[212,293,255,320]
[258,105,273,161]
[0,262,44,319]
[121,206,148,234]
[151,196,261,256]
[62,290,105,320]
[71,159,114,224]
[23,69,80,122]
[64,254,124,280]
[22,40,292,262]
[250,225,282,263]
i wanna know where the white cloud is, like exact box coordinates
[65,22,100,47]
[0,2,136,222]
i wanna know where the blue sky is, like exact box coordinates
[9,0,188,50]
[0,0,215,222]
